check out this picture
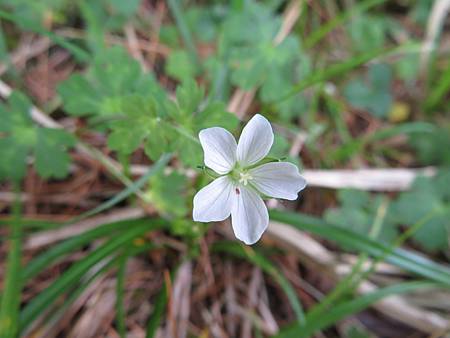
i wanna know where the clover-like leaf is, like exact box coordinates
[392,172,450,251]
[344,63,393,118]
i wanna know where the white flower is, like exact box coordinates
[193,114,307,245]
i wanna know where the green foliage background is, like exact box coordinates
[0,0,449,337]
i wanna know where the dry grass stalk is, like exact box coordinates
[420,0,450,76]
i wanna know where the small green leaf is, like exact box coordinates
[392,172,450,251]
[165,50,199,81]
[0,92,75,181]
[35,128,75,179]
[344,63,393,117]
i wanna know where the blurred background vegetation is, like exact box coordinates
[0,0,449,337]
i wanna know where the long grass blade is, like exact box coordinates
[19,221,162,330]
[274,281,446,337]
[269,210,450,286]
[145,276,169,338]
[275,46,396,103]
[22,218,163,281]
[0,186,23,338]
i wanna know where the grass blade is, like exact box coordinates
[269,210,450,286]
[425,62,450,110]
[69,153,172,222]
[22,218,162,281]
[275,46,396,103]
[275,281,446,337]
[145,275,169,338]
[19,221,162,331]
[25,243,157,337]
[0,186,23,338]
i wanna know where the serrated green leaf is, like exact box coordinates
[35,128,75,179]
[0,92,75,181]
[175,78,204,117]
[107,95,171,159]
[57,75,99,116]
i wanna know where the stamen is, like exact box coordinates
[239,172,252,186]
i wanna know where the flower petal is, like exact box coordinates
[199,127,237,175]
[193,176,234,222]
[237,114,274,167]
[231,186,269,245]
[249,162,307,200]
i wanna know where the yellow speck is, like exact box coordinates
[389,102,410,123]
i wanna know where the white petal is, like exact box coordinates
[193,176,234,222]
[249,162,307,200]
[199,127,237,175]
[237,114,274,167]
[231,186,269,245]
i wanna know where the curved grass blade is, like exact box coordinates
[24,242,158,337]
[22,218,162,281]
[211,241,305,325]
[274,281,447,338]
[275,46,396,103]
[19,221,163,331]
[145,275,169,338]
[269,210,450,286]
[22,154,171,281]
[68,153,172,223]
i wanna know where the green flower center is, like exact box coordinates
[230,166,253,186]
